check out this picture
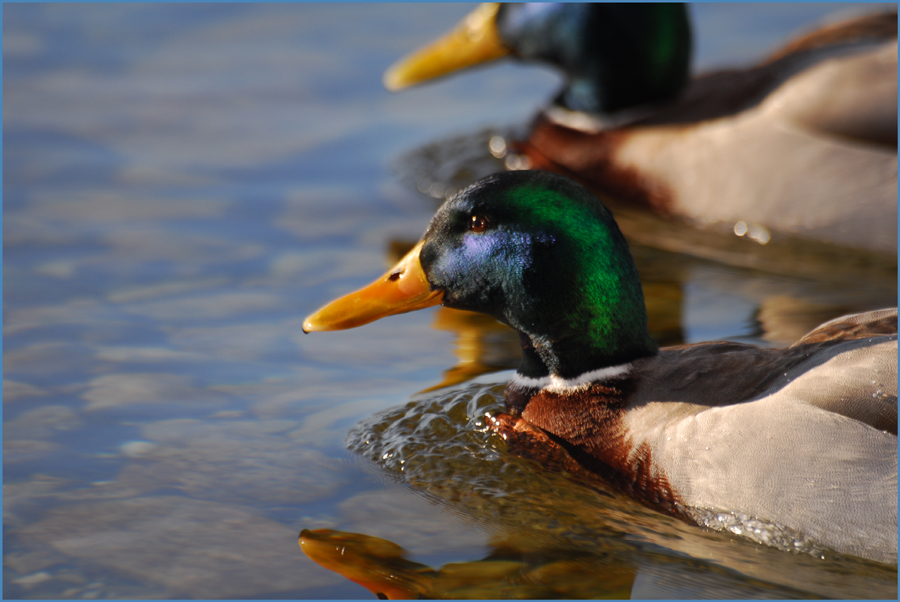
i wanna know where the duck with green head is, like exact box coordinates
[385,3,898,254]
[304,171,898,565]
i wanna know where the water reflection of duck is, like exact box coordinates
[385,4,898,253]
[299,529,636,599]
[305,171,898,564]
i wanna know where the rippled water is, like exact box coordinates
[343,382,897,599]
[4,3,896,599]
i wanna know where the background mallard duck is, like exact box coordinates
[385,3,898,254]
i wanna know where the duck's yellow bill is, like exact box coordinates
[383,3,510,91]
[303,241,443,333]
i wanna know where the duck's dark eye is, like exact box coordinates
[469,214,490,233]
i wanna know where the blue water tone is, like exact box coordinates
[4,3,896,599]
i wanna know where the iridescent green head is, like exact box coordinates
[421,171,658,379]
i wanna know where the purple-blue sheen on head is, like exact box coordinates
[463,227,534,277]
[431,225,539,317]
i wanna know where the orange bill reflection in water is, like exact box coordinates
[299,528,636,600]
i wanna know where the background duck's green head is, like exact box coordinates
[498,3,692,114]
[385,3,692,115]
[420,171,658,378]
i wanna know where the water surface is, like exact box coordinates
[3,3,896,599]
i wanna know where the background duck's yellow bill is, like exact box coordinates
[383,3,509,91]
[303,241,443,332]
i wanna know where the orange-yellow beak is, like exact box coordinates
[303,241,444,333]
[383,3,510,92]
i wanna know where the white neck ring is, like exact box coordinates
[508,362,633,394]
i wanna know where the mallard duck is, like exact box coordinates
[304,171,898,564]
[384,4,898,254]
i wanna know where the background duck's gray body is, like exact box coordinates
[609,39,898,254]
[619,310,898,564]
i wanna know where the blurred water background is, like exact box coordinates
[3,3,897,599]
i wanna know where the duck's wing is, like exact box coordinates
[759,38,897,148]
[621,316,897,564]
[782,309,898,434]
[793,307,898,344]
[626,10,898,144]
[764,10,898,63]
[776,333,896,434]
[628,309,898,433]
